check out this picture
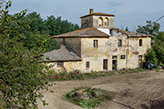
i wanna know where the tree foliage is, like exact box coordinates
[44,15,80,36]
[7,11,80,52]
[125,27,129,31]
[0,1,52,108]
[144,45,164,65]
[136,20,164,64]
[136,21,160,35]
[25,32,60,52]
[154,32,164,48]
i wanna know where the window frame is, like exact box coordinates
[118,39,122,47]
[93,40,98,48]
[138,55,142,59]
[98,17,103,26]
[110,29,112,35]
[121,55,125,59]
[86,61,90,68]
[139,39,142,46]
[57,62,63,67]
[103,59,108,70]
[112,56,117,60]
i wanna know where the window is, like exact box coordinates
[138,55,142,59]
[110,29,112,35]
[86,61,90,68]
[57,62,63,67]
[118,39,122,47]
[121,55,125,59]
[104,17,109,26]
[98,17,103,26]
[139,39,142,46]
[93,40,98,48]
[112,56,117,60]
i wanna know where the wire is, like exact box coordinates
[155,15,164,23]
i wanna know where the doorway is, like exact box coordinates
[138,55,143,67]
[112,60,117,70]
[103,59,108,70]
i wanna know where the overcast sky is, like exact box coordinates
[9,0,164,31]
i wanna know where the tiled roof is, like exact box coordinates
[112,28,153,37]
[42,44,81,62]
[52,27,110,38]
[80,12,115,18]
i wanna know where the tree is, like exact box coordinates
[44,15,61,36]
[0,1,52,108]
[25,32,60,52]
[136,21,160,35]
[125,27,129,31]
[25,12,45,32]
[154,32,164,48]
[44,15,80,36]
[153,44,164,63]
[144,45,164,65]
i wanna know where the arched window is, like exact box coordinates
[98,17,103,26]
[83,20,88,28]
[104,17,109,26]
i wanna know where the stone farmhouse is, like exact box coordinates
[43,9,152,73]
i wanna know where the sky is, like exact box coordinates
[9,0,164,31]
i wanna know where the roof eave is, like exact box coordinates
[42,59,82,62]
[129,35,153,38]
[52,35,110,38]
[80,13,115,18]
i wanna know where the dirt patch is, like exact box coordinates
[38,70,164,109]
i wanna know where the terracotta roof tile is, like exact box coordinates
[80,12,115,18]
[42,44,81,62]
[52,27,110,38]
[112,28,153,37]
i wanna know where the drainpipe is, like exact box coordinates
[126,36,129,69]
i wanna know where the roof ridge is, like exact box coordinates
[112,27,153,37]
[52,27,109,38]
[80,12,115,18]
[52,27,94,38]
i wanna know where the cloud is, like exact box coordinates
[108,1,121,7]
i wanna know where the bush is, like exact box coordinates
[64,87,115,108]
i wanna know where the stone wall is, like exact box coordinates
[53,32,151,73]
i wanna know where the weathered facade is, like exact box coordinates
[43,9,152,73]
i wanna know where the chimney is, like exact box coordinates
[90,9,93,14]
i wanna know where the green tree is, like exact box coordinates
[144,48,157,64]
[25,12,45,32]
[154,32,164,48]
[125,27,129,31]
[152,44,164,63]
[136,21,160,35]
[44,15,80,36]
[44,15,61,36]
[0,1,52,108]
[144,44,164,64]
[25,32,60,52]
